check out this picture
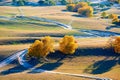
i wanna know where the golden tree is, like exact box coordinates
[59,35,78,54]
[28,36,54,59]
[78,6,93,17]
[113,36,120,54]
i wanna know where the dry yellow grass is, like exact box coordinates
[77,37,109,48]
[0,72,93,80]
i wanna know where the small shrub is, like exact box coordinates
[101,12,107,18]
[59,35,78,54]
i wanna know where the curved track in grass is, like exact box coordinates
[0,16,120,38]
[0,16,72,30]
[0,49,112,80]
[0,50,26,68]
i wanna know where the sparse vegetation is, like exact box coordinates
[108,14,118,19]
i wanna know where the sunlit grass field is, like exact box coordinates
[0,37,120,80]
[0,6,120,80]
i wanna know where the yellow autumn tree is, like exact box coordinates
[28,36,54,59]
[78,6,93,17]
[59,35,78,54]
[113,36,120,54]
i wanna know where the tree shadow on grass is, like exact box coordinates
[118,57,120,65]
[0,51,66,75]
[47,50,67,62]
[1,47,120,75]
[0,65,28,75]
[74,48,120,74]
[72,14,87,18]
[84,56,120,74]
[61,9,67,12]
[0,58,39,75]
[28,62,63,74]
[0,55,6,62]
[74,48,119,56]
[106,25,120,30]
[28,51,66,74]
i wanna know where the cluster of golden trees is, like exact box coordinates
[101,12,120,24]
[66,2,93,17]
[28,36,78,59]
[28,35,120,59]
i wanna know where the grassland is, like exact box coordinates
[0,6,120,37]
[0,6,120,80]
[0,38,120,80]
